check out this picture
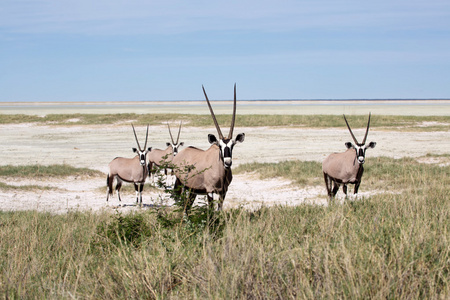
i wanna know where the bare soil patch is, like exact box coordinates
[1,122,449,213]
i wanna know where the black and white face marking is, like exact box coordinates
[209,133,245,169]
[220,139,235,168]
[345,141,376,164]
[167,142,184,156]
[133,147,151,166]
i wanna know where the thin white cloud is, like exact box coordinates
[1,0,449,35]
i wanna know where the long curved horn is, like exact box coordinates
[167,122,175,144]
[131,124,142,151]
[143,124,149,149]
[202,85,224,139]
[361,113,371,145]
[228,83,237,139]
[343,115,359,145]
[176,121,182,144]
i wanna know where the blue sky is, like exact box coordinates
[1,0,449,102]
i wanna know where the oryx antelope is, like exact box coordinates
[106,124,152,205]
[322,113,376,199]
[172,84,245,211]
[147,122,184,183]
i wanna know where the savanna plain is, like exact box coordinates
[0,101,449,299]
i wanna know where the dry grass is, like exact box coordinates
[234,154,450,192]
[0,156,448,299]
[1,113,449,131]
[0,112,448,298]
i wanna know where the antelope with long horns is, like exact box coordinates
[172,84,245,211]
[106,124,152,205]
[147,122,184,182]
[322,114,376,199]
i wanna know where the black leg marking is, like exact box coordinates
[218,192,226,211]
[182,189,197,214]
[134,183,139,203]
[323,173,332,198]
[139,183,144,204]
[331,180,340,197]
[116,180,123,202]
[207,193,214,210]
[106,175,111,202]
[355,166,364,194]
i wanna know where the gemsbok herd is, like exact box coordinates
[106,85,376,211]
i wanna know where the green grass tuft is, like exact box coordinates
[0,164,103,178]
[235,155,450,193]
[234,160,323,186]
[0,181,55,191]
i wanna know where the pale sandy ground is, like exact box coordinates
[2,99,450,116]
[1,102,449,213]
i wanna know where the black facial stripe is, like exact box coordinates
[223,146,231,158]
[358,148,364,157]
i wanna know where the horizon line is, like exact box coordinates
[2,98,450,104]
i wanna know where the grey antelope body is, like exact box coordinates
[147,122,184,181]
[172,84,245,211]
[106,124,152,205]
[322,114,376,199]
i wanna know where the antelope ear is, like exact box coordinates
[147,147,152,152]
[166,142,171,147]
[132,147,138,153]
[235,133,245,143]
[367,142,376,149]
[345,142,354,149]
[208,134,218,144]
[179,142,184,146]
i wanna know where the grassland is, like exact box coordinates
[0,165,103,191]
[0,155,449,298]
[0,164,103,178]
[234,155,450,191]
[1,113,450,131]
[1,113,449,298]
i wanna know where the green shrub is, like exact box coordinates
[95,211,153,249]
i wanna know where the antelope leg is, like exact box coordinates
[217,192,226,211]
[134,183,139,203]
[139,183,144,204]
[323,173,332,197]
[116,179,123,203]
[331,180,340,197]
[206,192,215,210]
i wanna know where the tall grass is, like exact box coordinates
[0,157,448,298]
